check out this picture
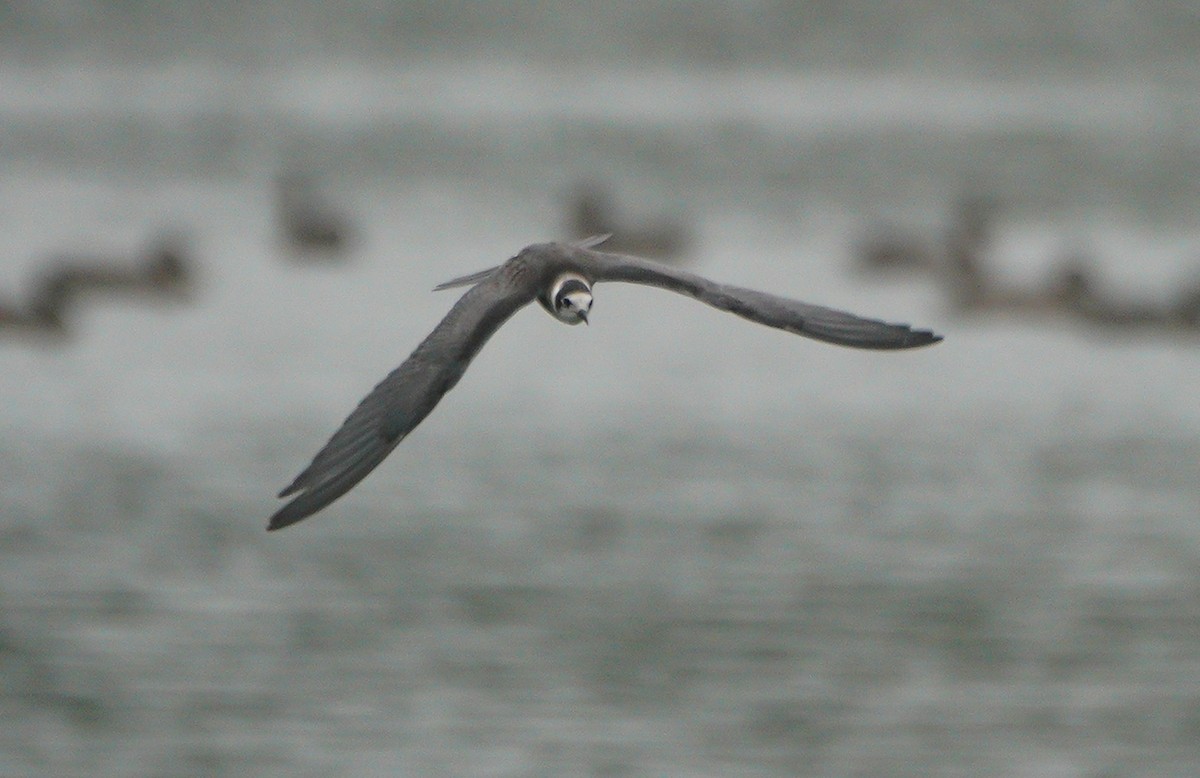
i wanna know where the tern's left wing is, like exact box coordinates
[574,247,942,350]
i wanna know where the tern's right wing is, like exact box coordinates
[269,270,533,530]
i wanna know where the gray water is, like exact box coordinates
[3,3,1200,776]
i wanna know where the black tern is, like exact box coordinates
[268,237,942,530]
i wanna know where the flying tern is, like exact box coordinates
[268,237,941,530]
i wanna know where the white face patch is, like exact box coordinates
[548,273,593,325]
[559,290,593,324]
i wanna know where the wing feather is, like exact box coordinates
[433,265,502,291]
[575,249,941,350]
[269,272,533,530]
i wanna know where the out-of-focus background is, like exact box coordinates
[2,3,1199,775]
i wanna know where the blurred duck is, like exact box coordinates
[953,250,1200,335]
[277,173,353,258]
[857,194,1200,335]
[1050,257,1200,333]
[854,229,938,273]
[36,234,192,301]
[887,197,1101,319]
[855,194,998,285]
[942,195,1000,309]
[1,234,193,338]
[567,182,691,261]
[941,258,1095,318]
[0,283,68,335]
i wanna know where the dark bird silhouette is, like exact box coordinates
[268,238,941,530]
[568,183,691,261]
[0,284,69,335]
[1,234,193,338]
[854,195,998,294]
[1050,255,1200,332]
[277,173,353,258]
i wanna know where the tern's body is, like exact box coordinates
[268,239,941,530]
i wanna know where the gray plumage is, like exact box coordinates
[268,239,941,530]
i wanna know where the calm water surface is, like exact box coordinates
[3,5,1200,775]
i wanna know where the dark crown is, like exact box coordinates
[555,278,591,306]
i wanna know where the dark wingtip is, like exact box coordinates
[901,328,943,348]
[919,330,944,346]
[267,483,316,530]
[267,502,305,531]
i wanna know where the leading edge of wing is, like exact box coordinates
[269,269,536,530]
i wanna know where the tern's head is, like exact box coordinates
[543,273,593,325]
